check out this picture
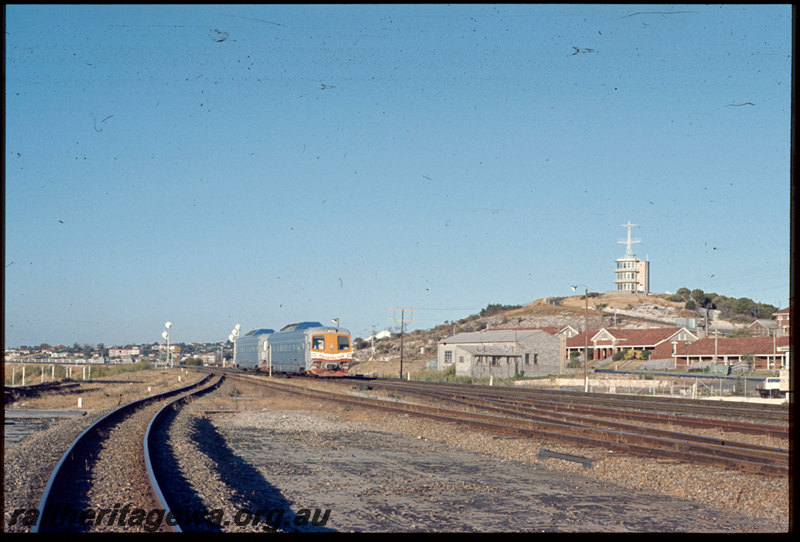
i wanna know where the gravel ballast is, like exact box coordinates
[156,379,790,532]
[4,375,790,533]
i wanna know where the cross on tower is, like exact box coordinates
[619,221,641,258]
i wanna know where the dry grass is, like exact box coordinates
[348,359,427,378]
[5,368,203,411]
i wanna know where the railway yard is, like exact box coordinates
[3,367,792,533]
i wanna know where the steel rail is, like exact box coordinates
[384,386,788,459]
[143,374,225,532]
[31,373,215,533]
[373,382,789,439]
[4,381,83,404]
[232,374,788,477]
[359,378,789,423]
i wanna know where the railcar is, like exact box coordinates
[234,329,274,370]
[265,322,352,377]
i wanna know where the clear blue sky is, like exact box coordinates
[4,4,792,347]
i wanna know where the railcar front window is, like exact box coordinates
[312,336,325,350]
[338,336,350,350]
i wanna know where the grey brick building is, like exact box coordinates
[437,329,563,379]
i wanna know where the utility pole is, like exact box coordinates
[390,308,416,379]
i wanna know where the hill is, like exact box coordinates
[349,292,743,376]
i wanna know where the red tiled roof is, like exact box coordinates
[565,331,591,347]
[566,327,685,348]
[674,336,791,357]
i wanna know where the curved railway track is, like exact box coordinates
[220,371,789,478]
[31,373,223,533]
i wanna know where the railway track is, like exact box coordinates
[364,379,790,424]
[4,380,84,404]
[224,372,789,478]
[31,373,223,533]
[365,380,790,439]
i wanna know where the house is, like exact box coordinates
[438,329,562,378]
[556,325,580,339]
[774,307,790,337]
[193,352,218,365]
[565,327,698,361]
[673,336,791,370]
[108,347,140,361]
[747,319,777,337]
[491,326,576,337]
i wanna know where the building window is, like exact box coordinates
[444,351,453,364]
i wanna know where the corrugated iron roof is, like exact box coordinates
[439,329,551,344]
[459,345,522,357]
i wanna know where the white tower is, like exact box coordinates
[615,221,649,294]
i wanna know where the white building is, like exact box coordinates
[108,347,140,360]
[614,221,649,294]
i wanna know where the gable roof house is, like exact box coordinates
[774,307,790,337]
[747,319,778,337]
[555,325,580,339]
[565,327,698,362]
[438,329,562,379]
[673,335,791,371]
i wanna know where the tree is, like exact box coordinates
[479,303,522,318]
[691,289,714,310]
[755,303,777,320]
[732,297,756,317]
[712,295,732,319]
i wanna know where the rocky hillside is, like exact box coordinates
[351,293,740,369]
